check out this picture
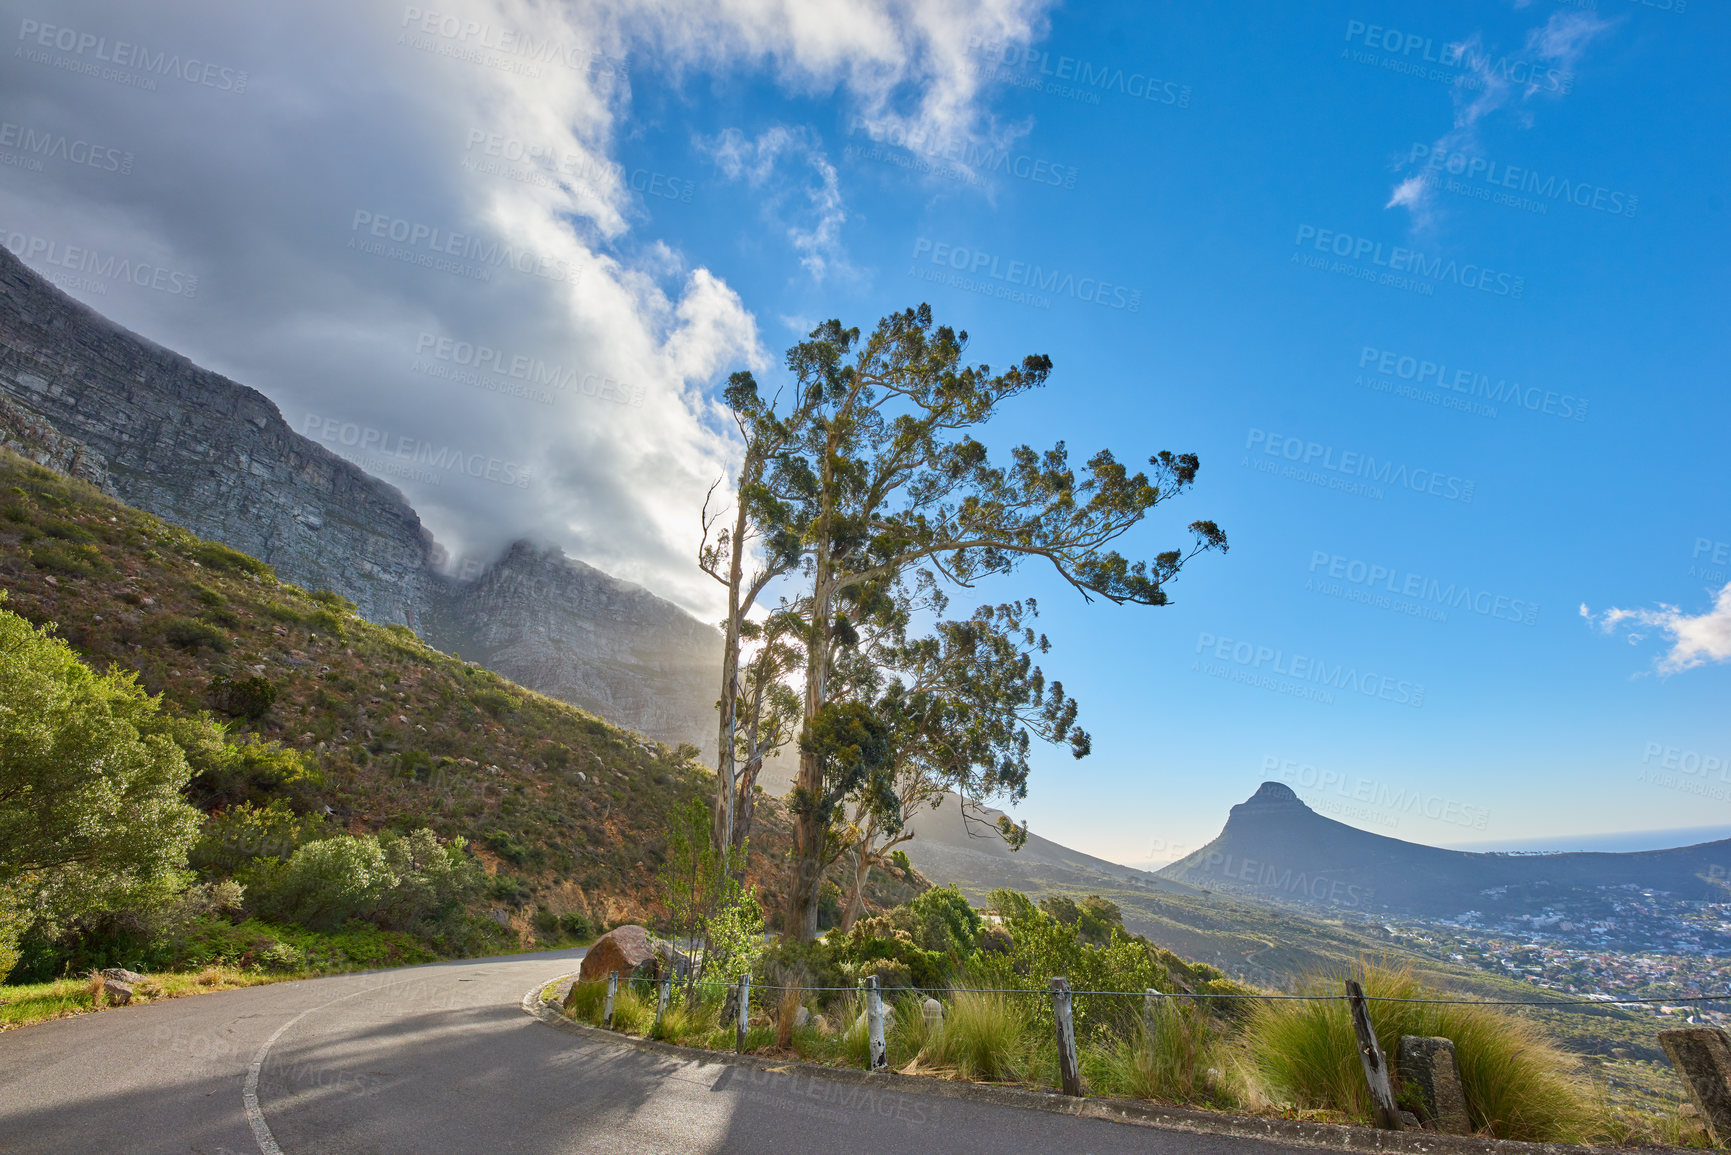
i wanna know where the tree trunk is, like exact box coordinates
[838,810,879,932]
[786,565,834,940]
[711,503,747,856]
[839,846,870,932]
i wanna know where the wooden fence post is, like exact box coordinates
[1346,980,1403,1130]
[655,975,671,1030]
[1052,977,1083,1097]
[865,975,887,1071]
[735,974,751,1053]
[603,972,618,1029]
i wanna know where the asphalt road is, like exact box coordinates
[0,949,1310,1155]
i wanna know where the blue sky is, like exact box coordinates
[4,0,1727,864]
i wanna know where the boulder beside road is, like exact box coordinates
[576,925,658,984]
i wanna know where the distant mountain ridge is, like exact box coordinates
[0,246,718,755]
[1158,781,1731,917]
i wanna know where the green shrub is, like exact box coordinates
[307,608,347,637]
[191,800,330,879]
[163,617,227,652]
[1245,961,1593,1142]
[183,731,321,810]
[474,689,518,718]
[191,541,274,579]
[208,674,279,720]
[248,829,479,937]
[308,589,356,613]
[29,540,104,577]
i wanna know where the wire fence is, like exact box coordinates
[561,973,1729,1010]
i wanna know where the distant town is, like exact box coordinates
[1374,883,1731,1027]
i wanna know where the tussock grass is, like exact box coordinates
[1244,960,1593,1142]
[564,978,608,1025]
[888,995,934,1067]
[1086,998,1235,1107]
[922,989,1032,1083]
[609,986,654,1034]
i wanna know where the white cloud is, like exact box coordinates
[0,0,1048,618]
[1582,583,1731,673]
[701,125,853,281]
[1387,11,1608,225]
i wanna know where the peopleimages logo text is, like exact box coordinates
[911,238,1140,311]
[348,211,568,281]
[1307,551,1538,626]
[1406,144,1637,219]
[1194,632,1425,707]
[16,19,249,92]
[848,119,1078,189]
[0,121,133,173]
[1246,429,1475,503]
[1294,225,1523,298]
[1266,757,1490,830]
[301,414,531,488]
[1343,20,1571,93]
[0,230,196,297]
[1357,346,1586,421]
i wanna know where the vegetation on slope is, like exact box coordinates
[0,446,919,1001]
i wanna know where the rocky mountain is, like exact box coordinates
[1158,781,1731,918]
[0,246,719,756]
[422,541,718,756]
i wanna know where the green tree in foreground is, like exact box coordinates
[777,307,1227,938]
[0,598,203,962]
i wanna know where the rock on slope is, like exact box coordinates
[0,245,719,755]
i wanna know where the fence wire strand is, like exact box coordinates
[561,974,1728,1010]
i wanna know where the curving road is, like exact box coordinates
[0,949,1309,1155]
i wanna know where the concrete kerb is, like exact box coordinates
[519,974,1691,1155]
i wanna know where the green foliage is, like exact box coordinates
[707,884,766,986]
[308,589,356,613]
[170,917,435,972]
[473,689,518,719]
[248,829,480,938]
[0,885,26,982]
[0,601,202,932]
[190,540,274,578]
[889,849,914,877]
[29,539,106,577]
[190,800,330,879]
[660,796,759,985]
[1245,960,1594,1142]
[974,888,1242,1042]
[207,674,279,720]
[898,885,983,956]
[181,729,322,810]
[162,617,227,652]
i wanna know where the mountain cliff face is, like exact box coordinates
[0,248,436,626]
[423,541,718,756]
[0,246,718,756]
[1159,781,1731,917]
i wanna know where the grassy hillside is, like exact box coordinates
[0,446,918,958]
